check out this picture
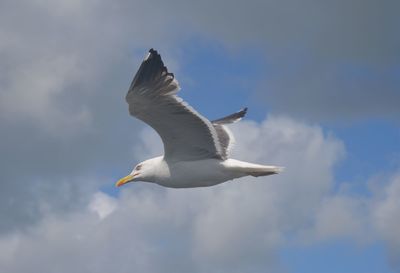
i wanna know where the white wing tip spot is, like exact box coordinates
[144,52,151,61]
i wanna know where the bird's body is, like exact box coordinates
[135,157,281,188]
[116,49,283,188]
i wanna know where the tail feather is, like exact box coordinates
[225,159,284,178]
[246,166,284,177]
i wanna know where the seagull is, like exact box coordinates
[116,49,283,188]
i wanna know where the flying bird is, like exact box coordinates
[116,49,283,188]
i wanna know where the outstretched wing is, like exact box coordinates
[126,49,223,161]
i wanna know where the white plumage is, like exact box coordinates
[116,49,283,188]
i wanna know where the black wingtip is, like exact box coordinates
[145,48,159,61]
[211,107,249,124]
[147,49,172,78]
[239,107,248,118]
[146,48,159,61]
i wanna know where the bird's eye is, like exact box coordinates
[135,164,142,171]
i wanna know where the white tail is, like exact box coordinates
[245,166,284,177]
[225,159,284,178]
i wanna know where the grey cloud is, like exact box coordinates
[79,0,399,122]
[187,0,400,63]
[1,0,212,233]
[2,0,399,126]
[0,0,169,232]
[171,0,400,121]
[258,61,400,122]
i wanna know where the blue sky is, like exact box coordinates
[1,1,400,272]
[281,241,392,273]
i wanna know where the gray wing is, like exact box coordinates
[126,49,223,161]
[211,108,247,158]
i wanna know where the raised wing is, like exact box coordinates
[126,49,223,161]
[212,108,247,158]
[212,108,247,125]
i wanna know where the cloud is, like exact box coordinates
[309,195,368,242]
[0,0,169,233]
[89,192,118,219]
[187,0,399,60]
[1,0,398,234]
[3,0,398,130]
[0,0,212,233]
[174,0,400,120]
[0,0,185,134]
[165,0,400,121]
[371,174,400,271]
[0,1,398,272]
[1,114,399,272]
[0,116,346,273]
[257,61,400,122]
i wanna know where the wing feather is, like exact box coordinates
[211,108,247,158]
[212,108,247,125]
[126,49,223,161]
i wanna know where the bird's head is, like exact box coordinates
[115,162,147,187]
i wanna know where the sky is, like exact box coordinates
[0,0,400,272]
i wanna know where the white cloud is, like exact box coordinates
[372,174,400,242]
[89,192,118,219]
[1,115,398,272]
[371,174,400,271]
[0,116,346,273]
[310,195,368,241]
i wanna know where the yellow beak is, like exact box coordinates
[115,174,135,187]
